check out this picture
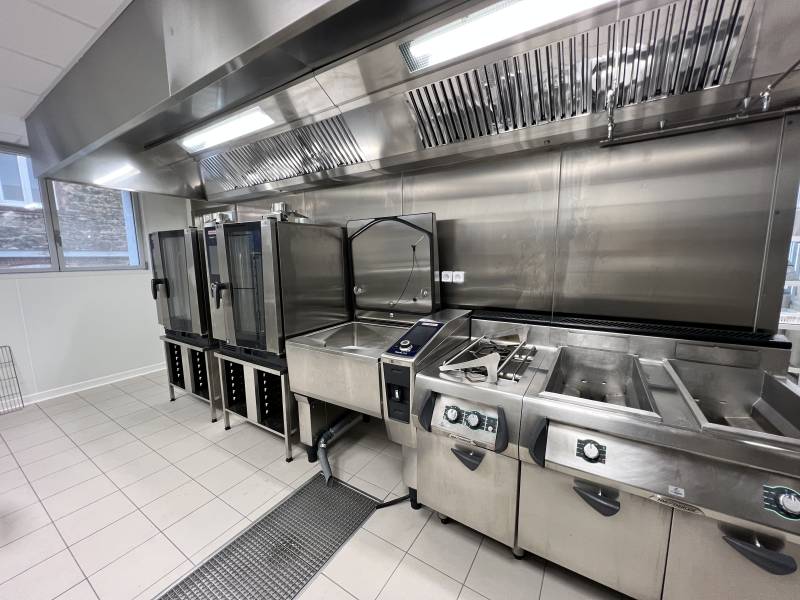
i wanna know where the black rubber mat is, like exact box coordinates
[158,474,377,599]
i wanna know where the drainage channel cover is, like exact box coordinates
[157,474,377,599]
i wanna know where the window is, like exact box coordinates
[50,181,142,269]
[0,149,145,273]
[0,151,54,270]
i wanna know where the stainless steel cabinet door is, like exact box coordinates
[663,510,800,600]
[417,431,518,546]
[518,463,671,600]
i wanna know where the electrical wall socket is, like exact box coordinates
[441,271,453,283]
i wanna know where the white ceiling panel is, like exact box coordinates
[0,0,132,147]
[0,0,95,68]
[31,0,128,29]
[0,114,27,138]
[0,47,61,95]
[0,132,23,145]
[0,87,40,115]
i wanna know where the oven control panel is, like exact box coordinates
[432,397,499,451]
[387,320,444,357]
[763,485,800,520]
[577,439,606,464]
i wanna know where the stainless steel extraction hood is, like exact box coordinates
[26,0,800,201]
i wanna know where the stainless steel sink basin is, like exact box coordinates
[286,321,407,418]
[312,322,403,357]
[541,346,660,419]
[668,359,800,442]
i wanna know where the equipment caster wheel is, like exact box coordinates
[438,514,451,524]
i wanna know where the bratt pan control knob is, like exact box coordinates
[465,412,481,429]
[779,492,800,517]
[445,407,461,423]
[400,340,411,348]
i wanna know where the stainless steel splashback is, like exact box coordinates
[553,118,784,328]
[235,115,799,333]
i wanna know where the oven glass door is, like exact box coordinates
[158,230,193,333]
[224,222,266,349]
[149,232,171,329]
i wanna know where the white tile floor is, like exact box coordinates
[0,370,622,600]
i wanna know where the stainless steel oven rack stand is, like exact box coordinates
[160,336,221,422]
[0,346,25,415]
[214,352,296,462]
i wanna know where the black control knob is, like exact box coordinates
[465,412,482,429]
[445,406,462,423]
[778,492,800,517]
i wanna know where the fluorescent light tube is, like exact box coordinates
[179,106,275,153]
[401,0,610,72]
[94,164,140,187]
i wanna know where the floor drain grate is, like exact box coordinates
[157,474,377,599]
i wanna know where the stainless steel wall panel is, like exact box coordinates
[553,119,784,328]
[404,152,559,312]
[300,176,403,226]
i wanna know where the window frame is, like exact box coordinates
[0,147,59,274]
[0,146,147,275]
[45,179,147,272]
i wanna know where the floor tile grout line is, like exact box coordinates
[30,401,196,579]
[0,425,101,599]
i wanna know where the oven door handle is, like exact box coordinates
[451,447,484,471]
[151,278,169,300]
[528,418,548,467]
[494,406,509,453]
[723,535,797,575]
[212,282,227,309]
[574,485,620,517]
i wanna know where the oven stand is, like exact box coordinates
[216,352,296,462]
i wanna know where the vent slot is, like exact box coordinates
[407,0,753,149]
[199,115,365,192]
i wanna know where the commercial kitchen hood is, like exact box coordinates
[25,0,800,201]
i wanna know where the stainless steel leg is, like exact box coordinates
[205,352,218,423]
[168,383,175,401]
[217,354,232,430]
[281,373,293,462]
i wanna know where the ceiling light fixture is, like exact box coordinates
[400,0,611,73]
[179,106,275,154]
[94,164,140,187]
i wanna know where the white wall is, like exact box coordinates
[1,192,190,402]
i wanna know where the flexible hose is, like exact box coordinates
[317,413,363,486]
